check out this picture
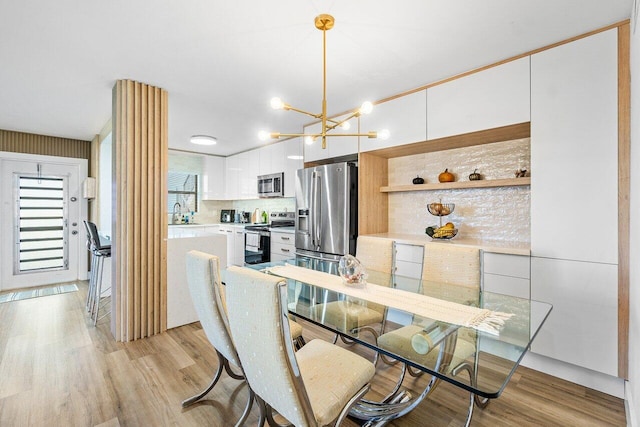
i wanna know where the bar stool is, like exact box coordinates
[84,221,111,325]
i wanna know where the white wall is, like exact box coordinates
[628,5,640,426]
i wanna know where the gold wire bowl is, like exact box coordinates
[425,225,458,240]
[427,203,455,216]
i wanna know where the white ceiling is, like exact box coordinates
[0,1,633,157]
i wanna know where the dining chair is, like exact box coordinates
[84,220,111,325]
[377,244,489,414]
[182,251,254,426]
[309,236,395,363]
[224,266,375,427]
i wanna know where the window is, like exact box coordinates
[167,172,198,214]
[15,175,67,273]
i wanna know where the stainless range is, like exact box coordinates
[244,211,294,265]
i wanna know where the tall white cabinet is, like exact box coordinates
[530,29,619,376]
[427,57,531,139]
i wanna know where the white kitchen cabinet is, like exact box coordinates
[360,90,427,152]
[233,226,245,266]
[303,116,358,163]
[283,138,303,197]
[236,151,259,199]
[389,243,424,325]
[201,155,225,200]
[530,29,618,264]
[482,252,530,299]
[258,144,272,175]
[427,57,530,140]
[224,154,239,200]
[530,257,618,377]
[271,230,295,261]
[217,226,235,267]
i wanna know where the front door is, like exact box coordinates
[0,156,86,291]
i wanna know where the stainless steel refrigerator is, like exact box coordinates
[295,162,357,261]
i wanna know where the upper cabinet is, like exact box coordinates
[283,138,303,197]
[530,29,618,264]
[427,57,531,140]
[201,155,225,200]
[303,114,359,163]
[259,142,285,176]
[236,150,259,199]
[360,90,427,152]
[224,153,240,200]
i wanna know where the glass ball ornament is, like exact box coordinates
[338,254,367,286]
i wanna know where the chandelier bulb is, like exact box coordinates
[359,101,373,115]
[378,129,390,140]
[258,130,270,141]
[270,97,285,110]
[341,121,351,130]
[304,136,315,145]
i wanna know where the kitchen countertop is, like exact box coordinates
[363,232,530,256]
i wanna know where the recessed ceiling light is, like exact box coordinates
[190,135,217,145]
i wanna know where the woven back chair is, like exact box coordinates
[225,266,375,426]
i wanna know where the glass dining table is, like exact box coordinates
[245,255,552,426]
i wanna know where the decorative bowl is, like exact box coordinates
[425,225,458,240]
[338,254,367,286]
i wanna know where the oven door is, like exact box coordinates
[244,230,271,264]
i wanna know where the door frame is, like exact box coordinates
[0,151,88,291]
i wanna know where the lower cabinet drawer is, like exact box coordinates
[271,241,295,258]
[483,273,530,299]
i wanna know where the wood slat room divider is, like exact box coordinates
[112,80,168,341]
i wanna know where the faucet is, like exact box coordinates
[172,202,181,224]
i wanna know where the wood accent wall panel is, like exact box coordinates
[617,23,630,380]
[112,80,168,342]
[358,152,388,235]
[0,129,90,159]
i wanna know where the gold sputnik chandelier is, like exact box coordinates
[258,14,389,149]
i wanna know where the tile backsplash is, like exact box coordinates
[388,138,530,242]
[196,198,295,223]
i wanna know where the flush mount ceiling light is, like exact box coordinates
[190,135,217,146]
[258,14,389,149]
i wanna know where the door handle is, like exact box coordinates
[72,230,78,235]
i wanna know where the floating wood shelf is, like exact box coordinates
[380,177,530,193]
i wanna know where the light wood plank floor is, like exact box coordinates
[0,281,626,426]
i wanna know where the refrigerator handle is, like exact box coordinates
[310,171,316,247]
[315,174,321,249]
[312,171,321,250]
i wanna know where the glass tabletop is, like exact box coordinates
[245,256,552,399]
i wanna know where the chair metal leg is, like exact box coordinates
[92,255,105,325]
[256,396,268,427]
[235,387,255,427]
[451,362,491,427]
[181,356,225,407]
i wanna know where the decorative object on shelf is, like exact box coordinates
[515,168,528,178]
[258,14,389,149]
[338,254,367,287]
[427,199,458,239]
[438,169,455,183]
[469,169,482,181]
[412,175,425,185]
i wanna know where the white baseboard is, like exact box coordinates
[627,381,638,427]
[522,352,625,398]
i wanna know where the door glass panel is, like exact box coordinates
[15,176,67,273]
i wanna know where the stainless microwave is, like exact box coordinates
[257,172,284,198]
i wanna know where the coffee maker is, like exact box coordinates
[220,209,235,223]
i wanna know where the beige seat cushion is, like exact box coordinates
[377,324,475,373]
[309,300,384,333]
[296,339,376,425]
[288,318,303,339]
